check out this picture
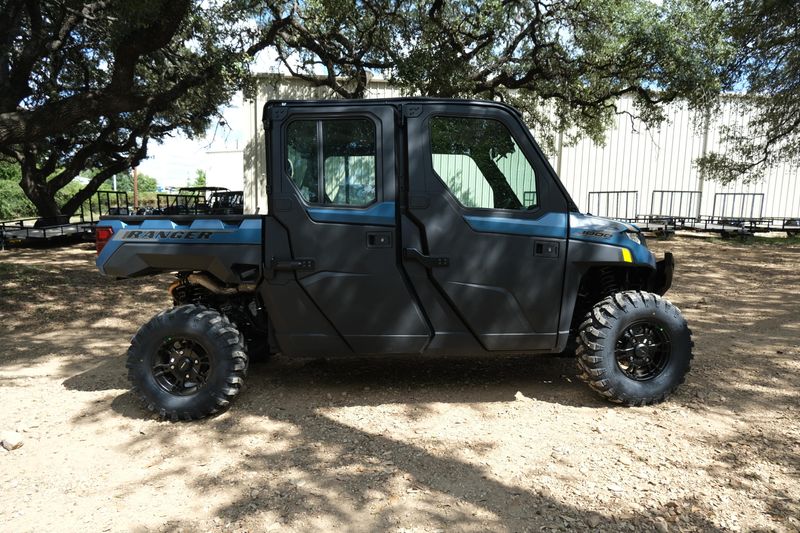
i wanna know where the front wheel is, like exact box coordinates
[126,305,248,420]
[576,291,693,406]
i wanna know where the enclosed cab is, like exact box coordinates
[97,98,691,420]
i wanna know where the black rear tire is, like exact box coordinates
[576,291,693,406]
[126,305,248,420]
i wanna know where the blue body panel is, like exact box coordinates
[307,202,395,226]
[460,210,654,267]
[96,218,262,275]
[569,213,655,267]
[464,212,568,239]
[96,210,655,277]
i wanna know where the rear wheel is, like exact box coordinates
[576,291,692,406]
[126,305,248,420]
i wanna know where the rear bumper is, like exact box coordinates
[649,252,674,295]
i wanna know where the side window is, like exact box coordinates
[286,118,377,206]
[430,116,537,210]
[287,121,319,203]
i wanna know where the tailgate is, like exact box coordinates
[96,217,262,282]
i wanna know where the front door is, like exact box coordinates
[264,103,429,355]
[403,103,569,352]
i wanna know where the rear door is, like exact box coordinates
[263,102,429,355]
[402,103,569,352]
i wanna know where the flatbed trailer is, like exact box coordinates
[0,190,129,249]
[0,218,96,249]
[587,190,799,238]
[683,216,800,236]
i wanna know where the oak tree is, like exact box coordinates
[263,0,731,151]
[697,0,800,183]
[0,0,281,218]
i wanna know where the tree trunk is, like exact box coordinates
[60,160,130,218]
[18,167,63,221]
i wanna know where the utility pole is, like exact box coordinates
[133,167,139,209]
[555,126,565,178]
[697,110,711,220]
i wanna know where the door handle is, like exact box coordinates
[270,257,315,271]
[366,231,392,248]
[534,240,559,258]
[403,248,449,268]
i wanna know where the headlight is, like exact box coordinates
[625,231,642,245]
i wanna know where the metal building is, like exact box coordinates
[241,74,800,220]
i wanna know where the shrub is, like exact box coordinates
[0,180,37,220]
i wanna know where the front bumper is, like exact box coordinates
[649,252,674,295]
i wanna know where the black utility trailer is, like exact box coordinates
[0,190,128,249]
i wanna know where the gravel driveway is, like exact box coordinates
[1,236,798,532]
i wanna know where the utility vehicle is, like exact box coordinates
[96,98,691,420]
[208,190,244,215]
[155,186,230,215]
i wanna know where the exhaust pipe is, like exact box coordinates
[168,273,256,298]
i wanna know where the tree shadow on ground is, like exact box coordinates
[5,240,800,530]
[90,355,730,532]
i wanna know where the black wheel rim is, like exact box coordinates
[614,321,671,381]
[152,337,212,396]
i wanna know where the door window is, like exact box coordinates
[430,116,537,210]
[286,118,377,206]
[286,120,319,202]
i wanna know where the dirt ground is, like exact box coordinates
[0,235,799,533]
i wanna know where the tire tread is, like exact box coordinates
[126,304,248,421]
[576,290,693,406]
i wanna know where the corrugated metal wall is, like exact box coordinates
[556,97,800,219]
[243,75,800,218]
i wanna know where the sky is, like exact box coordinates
[136,92,247,189]
[136,51,282,189]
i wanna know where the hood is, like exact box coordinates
[569,212,655,267]
[569,212,639,235]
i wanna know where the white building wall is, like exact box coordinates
[556,98,708,218]
[205,149,244,191]
[699,102,800,219]
[242,75,800,219]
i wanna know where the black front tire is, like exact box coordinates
[126,305,248,420]
[576,291,693,406]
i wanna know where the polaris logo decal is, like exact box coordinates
[121,230,232,240]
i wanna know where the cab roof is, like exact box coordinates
[262,97,523,119]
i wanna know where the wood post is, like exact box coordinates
[132,167,139,209]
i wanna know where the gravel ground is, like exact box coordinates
[0,236,799,532]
